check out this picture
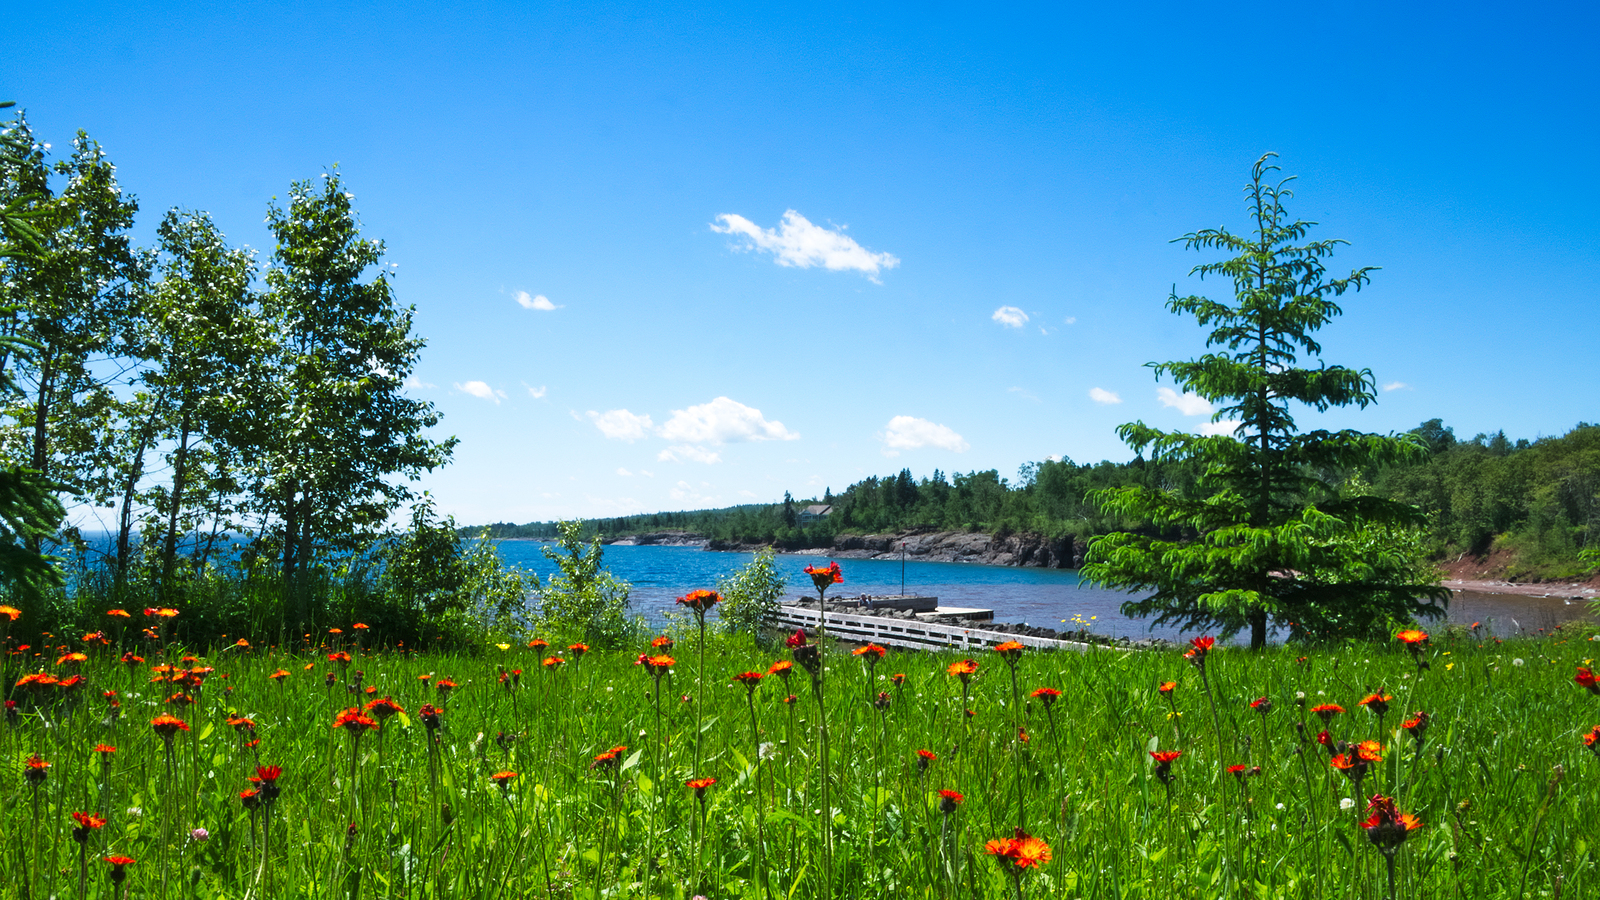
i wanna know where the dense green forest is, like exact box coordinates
[481,420,1600,580]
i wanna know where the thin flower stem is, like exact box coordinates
[1008,663,1025,831]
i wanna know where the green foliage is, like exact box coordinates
[0,110,64,611]
[1083,154,1447,648]
[0,114,150,513]
[715,547,788,638]
[1377,421,1600,575]
[376,493,467,617]
[537,519,635,647]
[257,170,457,602]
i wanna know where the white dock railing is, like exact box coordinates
[775,605,1100,653]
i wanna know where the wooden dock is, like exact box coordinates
[775,604,1101,653]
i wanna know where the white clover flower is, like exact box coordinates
[1340,798,1355,810]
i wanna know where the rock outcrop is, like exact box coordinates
[709,530,1085,569]
[602,531,707,546]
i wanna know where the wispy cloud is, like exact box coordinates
[616,467,633,477]
[992,306,1029,328]
[1063,316,1077,325]
[586,409,654,442]
[711,210,899,280]
[879,415,969,456]
[405,374,435,389]
[1199,419,1242,437]
[515,290,560,311]
[522,381,547,399]
[658,397,797,445]
[1157,387,1213,417]
[669,480,719,504]
[1383,381,1411,392]
[1008,386,1041,403]
[1088,387,1122,405]
[660,445,723,464]
[455,381,506,404]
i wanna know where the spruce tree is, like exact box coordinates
[1082,154,1447,649]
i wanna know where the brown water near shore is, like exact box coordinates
[1446,580,1597,636]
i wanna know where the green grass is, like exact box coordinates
[4,622,1600,899]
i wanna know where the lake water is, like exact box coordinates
[493,541,1593,642]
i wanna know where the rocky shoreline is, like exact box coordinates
[706,529,1086,568]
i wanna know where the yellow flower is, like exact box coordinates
[496,643,511,652]
[1445,662,1455,671]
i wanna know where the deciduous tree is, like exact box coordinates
[255,171,455,615]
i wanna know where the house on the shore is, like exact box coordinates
[798,504,832,526]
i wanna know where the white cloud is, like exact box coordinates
[739,489,757,498]
[879,415,969,456]
[455,381,506,404]
[639,469,654,478]
[1383,381,1411,392]
[1199,420,1243,437]
[1089,387,1122,405]
[404,375,435,389]
[523,382,547,399]
[658,445,722,464]
[992,306,1029,328]
[515,291,560,311]
[586,409,654,442]
[710,210,899,280]
[1008,386,1041,402]
[616,467,633,477]
[1063,316,1077,325]
[658,397,798,445]
[1157,387,1213,417]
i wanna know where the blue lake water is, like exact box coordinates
[492,541,1589,641]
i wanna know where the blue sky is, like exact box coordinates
[10,2,1598,525]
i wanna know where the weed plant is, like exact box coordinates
[3,615,1600,899]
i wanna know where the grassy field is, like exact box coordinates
[4,613,1600,900]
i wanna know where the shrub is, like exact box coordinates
[716,548,788,639]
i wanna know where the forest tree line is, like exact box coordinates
[482,419,1600,579]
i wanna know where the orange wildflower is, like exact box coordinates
[1361,794,1423,852]
[947,659,979,681]
[985,827,1052,870]
[24,753,50,784]
[853,643,887,659]
[675,589,722,613]
[993,640,1025,662]
[1310,703,1344,723]
[332,707,378,733]
[151,714,190,736]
